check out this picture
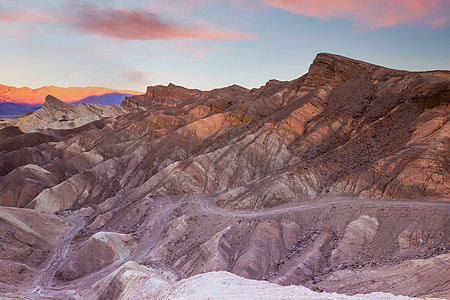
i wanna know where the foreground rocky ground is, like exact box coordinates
[0,53,448,299]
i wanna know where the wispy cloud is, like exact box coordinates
[72,5,257,41]
[0,8,61,24]
[0,25,41,41]
[176,41,219,58]
[0,3,257,42]
[121,69,154,83]
[263,0,450,29]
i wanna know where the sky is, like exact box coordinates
[0,0,449,92]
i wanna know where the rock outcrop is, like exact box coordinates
[4,95,129,132]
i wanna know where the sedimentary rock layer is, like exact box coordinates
[0,53,448,299]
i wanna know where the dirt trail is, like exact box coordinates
[30,216,85,299]
[27,196,449,297]
[76,198,180,292]
[44,197,181,294]
[191,195,450,218]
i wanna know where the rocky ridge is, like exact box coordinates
[1,95,130,132]
[0,53,448,299]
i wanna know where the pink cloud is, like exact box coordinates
[0,4,257,42]
[0,9,61,24]
[0,25,40,41]
[176,41,219,58]
[72,5,257,41]
[263,0,450,29]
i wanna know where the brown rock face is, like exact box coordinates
[0,53,448,299]
[303,52,372,89]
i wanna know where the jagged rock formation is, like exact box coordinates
[0,53,448,299]
[2,95,129,132]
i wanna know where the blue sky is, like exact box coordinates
[0,0,449,92]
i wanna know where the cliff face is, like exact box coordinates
[0,53,449,299]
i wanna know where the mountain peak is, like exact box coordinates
[144,83,201,102]
[304,53,373,87]
[42,95,66,110]
[314,52,373,67]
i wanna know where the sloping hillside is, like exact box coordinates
[0,53,448,299]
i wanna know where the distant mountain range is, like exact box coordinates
[0,85,141,119]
